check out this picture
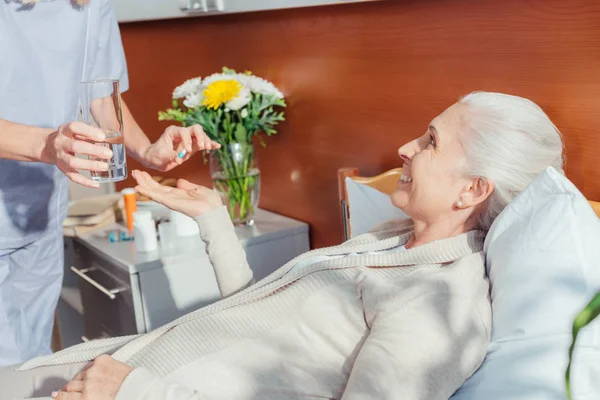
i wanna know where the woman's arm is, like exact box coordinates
[340,293,489,400]
[120,100,151,163]
[0,118,114,188]
[0,118,54,162]
[133,170,254,298]
[194,206,254,297]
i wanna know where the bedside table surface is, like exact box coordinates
[75,208,309,274]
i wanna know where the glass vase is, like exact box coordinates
[210,142,261,225]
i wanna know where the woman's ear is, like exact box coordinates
[460,177,494,208]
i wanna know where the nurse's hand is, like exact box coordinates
[53,355,133,400]
[133,169,223,218]
[141,124,221,172]
[43,122,113,189]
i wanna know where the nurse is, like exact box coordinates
[0,0,218,367]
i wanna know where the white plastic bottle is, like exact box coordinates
[170,209,200,237]
[133,210,158,252]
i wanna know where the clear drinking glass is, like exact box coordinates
[78,79,127,183]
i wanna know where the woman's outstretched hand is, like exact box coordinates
[133,170,223,218]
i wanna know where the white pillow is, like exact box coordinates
[345,177,407,237]
[452,167,600,399]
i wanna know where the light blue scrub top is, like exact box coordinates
[0,0,129,248]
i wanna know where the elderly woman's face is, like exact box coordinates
[391,104,471,222]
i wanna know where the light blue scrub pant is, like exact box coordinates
[0,230,63,367]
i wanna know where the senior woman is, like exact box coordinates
[0,91,564,400]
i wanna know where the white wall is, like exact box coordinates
[111,0,376,23]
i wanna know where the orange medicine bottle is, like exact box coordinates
[121,188,137,232]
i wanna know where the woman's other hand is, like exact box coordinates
[141,124,221,172]
[42,122,113,189]
[133,169,223,218]
[53,355,133,400]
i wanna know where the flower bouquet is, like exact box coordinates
[159,67,286,224]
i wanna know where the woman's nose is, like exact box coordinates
[398,151,411,163]
[398,140,417,163]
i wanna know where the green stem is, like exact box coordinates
[215,143,256,223]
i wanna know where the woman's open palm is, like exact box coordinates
[133,170,223,218]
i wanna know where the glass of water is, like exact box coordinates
[78,79,127,183]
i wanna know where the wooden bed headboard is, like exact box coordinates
[338,167,600,240]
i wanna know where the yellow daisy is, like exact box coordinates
[203,80,242,110]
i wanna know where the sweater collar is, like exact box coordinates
[250,220,484,294]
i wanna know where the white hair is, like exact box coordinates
[457,91,565,231]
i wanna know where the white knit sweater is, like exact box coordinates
[19,207,491,400]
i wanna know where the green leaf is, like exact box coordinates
[234,124,248,144]
[158,109,187,123]
[566,291,600,399]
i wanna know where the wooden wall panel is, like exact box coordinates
[118,0,600,248]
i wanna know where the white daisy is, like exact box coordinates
[238,74,284,99]
[183,92,204,108]
[172,77,202,100]
[226,87,252,111]
[202,73,241,87]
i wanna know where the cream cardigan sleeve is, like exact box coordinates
[340,292,489,400]
[194,206,254,298]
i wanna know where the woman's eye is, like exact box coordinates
[428,134,436,148]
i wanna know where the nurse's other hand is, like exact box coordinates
[141,124,221,172]
[133,169,223,218]
[43,122,113,189]
[53,355,133,400]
